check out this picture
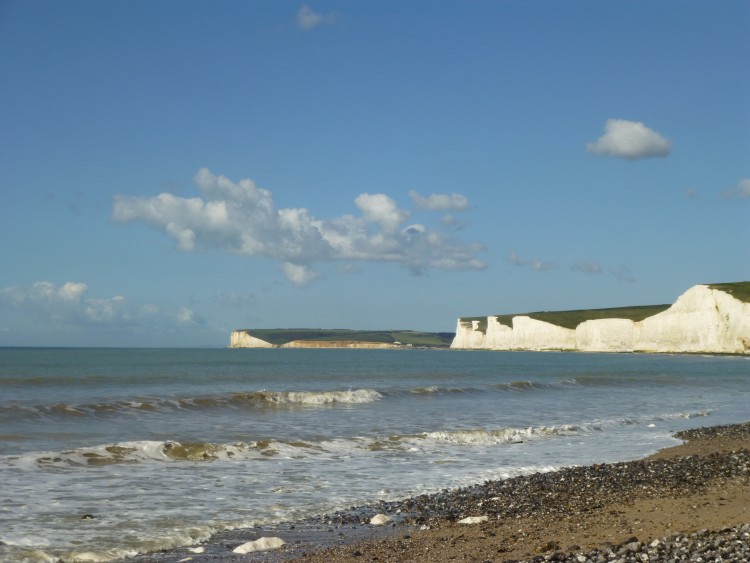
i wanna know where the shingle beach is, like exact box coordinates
[147,422,750,563]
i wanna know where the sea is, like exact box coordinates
[1,347,748,562]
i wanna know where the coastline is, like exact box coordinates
[142,422,750,563]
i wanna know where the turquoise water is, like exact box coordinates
[1,348,748,562]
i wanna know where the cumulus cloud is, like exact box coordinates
[113,168,485,284]
[409,190,470,211]
[587,119,672,160]
[297,5,334,30]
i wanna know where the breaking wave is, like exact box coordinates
[11,438,321,469]
[0,388,384,422]
[231,389,383,406]
[419,424,580,445]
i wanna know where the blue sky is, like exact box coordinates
[1,0,748,347]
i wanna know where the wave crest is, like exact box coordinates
[421,425,580,446]
[233,389,383,406]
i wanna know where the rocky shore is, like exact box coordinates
[146,422,750,563]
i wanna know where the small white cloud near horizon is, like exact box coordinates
[113,168,485,286]
[297,5,335,30]
[0,282,124,323]
[0,281,207,333]
[587,119,672,160]
[722,178,750,199]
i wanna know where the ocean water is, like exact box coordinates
[1,348,748,562]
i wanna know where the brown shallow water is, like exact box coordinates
[139,422,750,562]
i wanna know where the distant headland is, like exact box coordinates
[229,329,455,349]
[230,282,750,354]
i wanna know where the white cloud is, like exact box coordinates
[529,259,559,271]
[355,193,410,232]
[176,306,204,325]
[281,263,320,287]
[113,168,485,284]
[408,190,470,211]
[722,178,750,199]
[587,119,672,160]
[0,281,206,333]
[0,281,130,325]
[297,5,334,30]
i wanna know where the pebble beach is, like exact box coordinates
[150,422,750,563]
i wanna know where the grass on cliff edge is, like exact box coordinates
[460,281,750,333]
[708,281,750,304]
[236,329,454,347]
[460,305,670,332]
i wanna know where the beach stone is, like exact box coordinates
[232,536,285,554]
[370,513,392,526]
[458,515,488,524]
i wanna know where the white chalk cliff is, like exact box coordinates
[451,284,750,354]
[229,331,275,348]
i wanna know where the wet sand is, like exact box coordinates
[144,422,750,562]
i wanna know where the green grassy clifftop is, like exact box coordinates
[460,281,750,331]
[708,281,750,303]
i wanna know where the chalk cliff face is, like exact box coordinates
[230,331,275,348]
[451,285,750,354]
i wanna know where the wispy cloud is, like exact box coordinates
[507,251,559,271]
[511,253,635,282]
[297,5,335,30]
[113,168,485,286]
[408,190,469,211]
[683,187,701,199]
[212,291,257,308]
[587,119,672,160]
[610,265,636,283]
[572,261,604,275]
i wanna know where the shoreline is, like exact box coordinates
[140,421,750,562]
